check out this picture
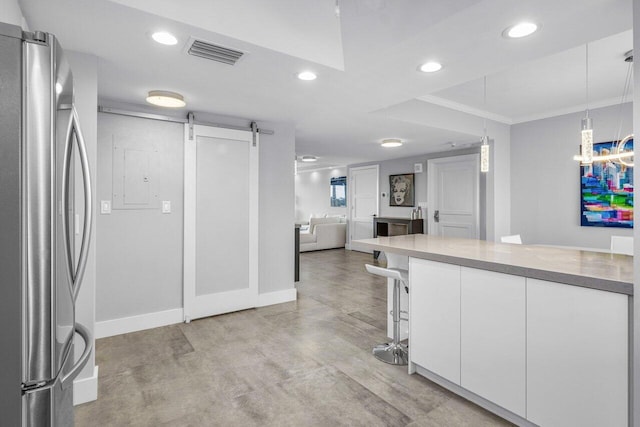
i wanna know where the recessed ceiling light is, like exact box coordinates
[297,71,317,81]
[503,22,538,38]
[419,62,442,73]
[152,31,178,46]
[146,90,186,108]
[300,155,318,162]
[381,139,403,148]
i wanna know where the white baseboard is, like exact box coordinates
[257,288,297,307]
[74,366,98,405]
[95,308,184,339]
[95,291,296,339]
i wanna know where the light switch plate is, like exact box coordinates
[101,200,111,214]
[162,201,171,214]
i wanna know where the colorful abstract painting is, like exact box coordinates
[580,140,634,228]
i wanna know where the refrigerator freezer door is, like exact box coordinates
[23,33,75,386]
[0,24,26,427]
[23,344,75,427]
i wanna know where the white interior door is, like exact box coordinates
[428,154,479,239]
[349,165,379,251]
[183,124,258,321]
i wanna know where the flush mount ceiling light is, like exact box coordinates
[300,155,318,162]
[503,22,538,38]
[146,90,186,108]
[419,61,442,73]
[297,71,317,81]
[151,31,178,46]
[381,138,403,148]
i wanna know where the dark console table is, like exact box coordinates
[372,217,424,259]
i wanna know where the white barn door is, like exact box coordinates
[428,154,479,239]
[183,124,258,321]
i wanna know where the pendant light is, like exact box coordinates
[580,44,594,164]
[480,76,490,173]
[573,49,634,166]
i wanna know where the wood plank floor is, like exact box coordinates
[76,249,512,426]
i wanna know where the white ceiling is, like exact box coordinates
[19,0,633,170]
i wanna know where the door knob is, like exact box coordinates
[434,210,440,223]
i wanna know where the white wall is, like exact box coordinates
[295,166,347,221]
[510,103,633,249]
[67,51,98,403]
[96,113,184,321]
[95,104,296,327]
[0,0,24,27]
[257,122,296,293]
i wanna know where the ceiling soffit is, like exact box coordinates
[107,0,345,70]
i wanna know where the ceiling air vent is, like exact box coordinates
[187,39,244,65]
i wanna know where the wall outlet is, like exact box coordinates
[162,200,171,213]
[100,200,111,214]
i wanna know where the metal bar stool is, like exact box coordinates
[365,264,409,365]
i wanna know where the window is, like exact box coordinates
[330,176,347,207]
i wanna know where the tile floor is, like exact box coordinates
[76,249,512,426]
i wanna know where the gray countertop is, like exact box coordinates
[352,235,633,295]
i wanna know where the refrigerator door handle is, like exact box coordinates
[21,322,93,394]
[60,322,93,390]
[62,106,93,301]
[71,106,92,301]
[61,112,75,299]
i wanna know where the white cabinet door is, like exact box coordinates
[460,267,526,417]
[409,258,461,384]
[527,279,628,427]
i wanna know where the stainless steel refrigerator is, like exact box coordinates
[0,22,94,426]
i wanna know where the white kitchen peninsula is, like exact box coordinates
[352,234,633,427]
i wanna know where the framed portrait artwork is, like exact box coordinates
[389,173,415,207]
[580,139,633,228]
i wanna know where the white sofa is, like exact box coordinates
[300,216,347,252]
